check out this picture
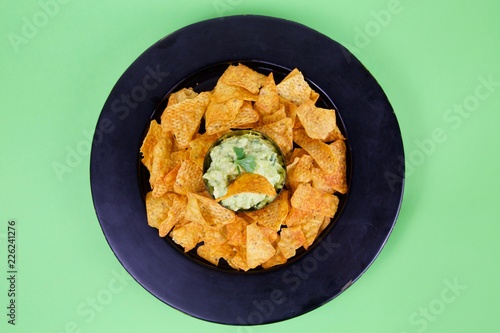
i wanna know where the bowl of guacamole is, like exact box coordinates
[203,130,286,211]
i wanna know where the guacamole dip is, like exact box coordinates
[203,131,286,211]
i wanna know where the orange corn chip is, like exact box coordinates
[149,132,177,197]
[261,104,287,125]
[158,193,187,237]
[188,193,236,226]
[261,247,287,269]
[276,68,312,106]
[171,222,203,252]
[243,190,289,231]
[278,226,306,259]
[167,87,198,107]
[211,80,259,104]
[227,245,250,271]
[145,191,176,229]
[286,154,314,192]
[140,120,162,171]
[246,223,276,269]
[188,132,220,168]
[283,207,309,227]
[323,123,345,142]
[216,173,276,202]
[197,243,235,266]
[311,140,348,194]
[296,99,336,140]
[220,63,266,94]
[290,183,339,218]
[293,129,337,174]
[173,159,205,195]
[301,215,324,250]
[255,73,280,115]
[185,192,207,225]
[152,163,180,197]
[256,117,293,156]
[224,216,248,247]
[161,91,211,148]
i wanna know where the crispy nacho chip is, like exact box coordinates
[216,173,276,202]
[296,99,336,140]
[255,73,280,115]
[140,120,162,171]
[171,222,203,252]
[276,68,312,106]
[256,117,293,156]
[290,183,339,218]
[278,226,306,259]
[261,247,287,269]
[145,191,176,229]
[301,215,324,250]
[188,193,236,226]
[293,129,337,174]
[311,140,348,194]
[173,159,205,195]
[188,132,220,168]
[286,154,314,192]
[158,193,187,237]
[243,190,289,231]
[167,87,198,107]
[161,91,211,148]
[220,63,266,94]
[197,243,235,266]
[246,223,276,269]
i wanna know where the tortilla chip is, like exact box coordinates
[211,80,259,104]
[161,91,211,148]
[227,246,250,271]
[140,120,162,171]
[243,190,289,231]
[224,216,248,247]
[171,222,203,252]
[149,132,177,197]
[246,223,276,269]
[255,73,280,115]
[173,159,205,195]
[278,226,306,259]
[220,63,266,94]
[167,87,198,107]
[301,215,324,250]
[261,104,287,125]
[256,117,293,156]
[296,100,336,140]
[261,247,287,269]
[197,243,235,266]
[145,191,176,229]
[293,129,337,174]
[323,124,345,142]
[216,173,276,202]
[311,140,348,194]
[276,68,312,106]
[286,154,314,192]
[188,132,220,168]
[158,193,187,237]
[290,183,339,218]
[189,193,236,226]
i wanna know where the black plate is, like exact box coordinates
[90,15,404,325]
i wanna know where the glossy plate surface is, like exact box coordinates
[90,15,404,325]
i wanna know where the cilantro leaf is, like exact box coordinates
[233,147,245,159]
[233,147,256,173]
[235,155,257,173]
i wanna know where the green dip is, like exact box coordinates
[203,131,286,211]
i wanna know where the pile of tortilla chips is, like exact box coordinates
[140,63,347,271]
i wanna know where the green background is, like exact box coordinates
[1,0,499,332]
